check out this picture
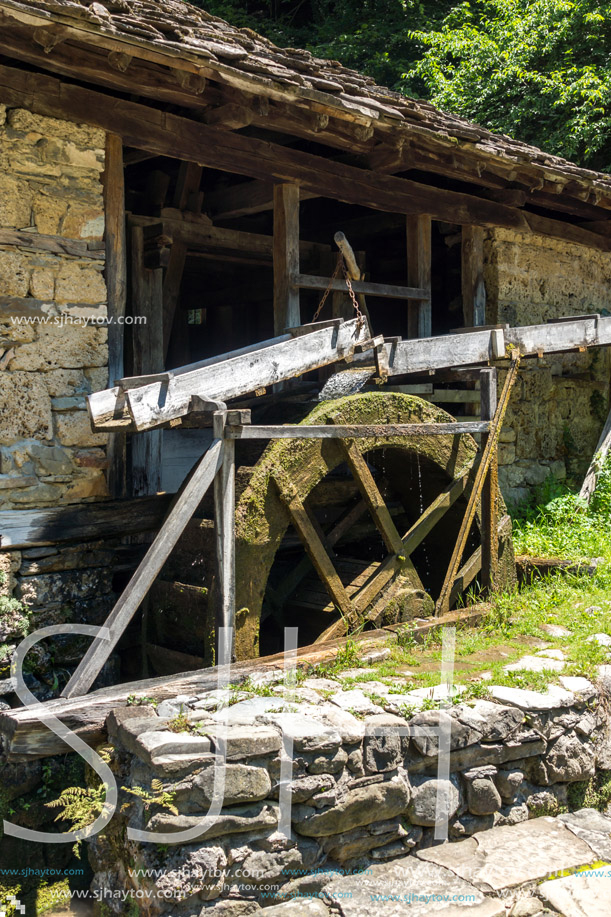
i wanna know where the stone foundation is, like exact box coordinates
[89,669,611,914]
[485,228,611,504]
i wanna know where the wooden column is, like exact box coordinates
[131,224,163,496]
[480,367,498,591]
[406,214,432,338]
[213,412,236,663]
[462,225,486,327]
[273,183,300,334]
[103,133,127,497]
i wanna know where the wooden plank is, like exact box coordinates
[406,215,432,338]
[436,356,520,614]
[107,318,371,431]
[130,225,163,496]
[273,184,300,334]
[104,133,127,499]
[462,226,486,327]
[0,626,418,760]
[274,477,359,627]
[173,161,204,212]
[579,405,611,504]
[295,273,428,300]
[505,316,601,354]
[0,494,172,549]
[213,413,236,660]
[339,440,404,554]
[387,328,502,374]
[0,228,104,259]
[480,368,498,591]
[228,422,490,439]
[62,440,224,698]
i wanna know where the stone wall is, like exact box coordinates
[90,668,610,914]
[484,228,611,504]
[0,106,109,510]
[0,106,114,696]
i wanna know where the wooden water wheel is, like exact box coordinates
[233,391,515,659]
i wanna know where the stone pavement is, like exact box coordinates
[264,810,611,917]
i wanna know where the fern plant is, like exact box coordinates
[47,784,106,856]
[121,779,178,815]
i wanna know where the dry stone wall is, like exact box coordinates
[0,105,109,510]
[484,228,611,504]
[91,668,611,915]
[0,106,114,696]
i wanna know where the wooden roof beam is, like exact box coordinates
[2,62,611,252]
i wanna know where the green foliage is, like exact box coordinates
[166,707,191,732]
[567,770,611,811]
[192,0,611,171]
[47,784,106,856]
[407,0,611,170]
[121,779,178,815]
[126,694,158,707]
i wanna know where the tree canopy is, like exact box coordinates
[199,0,611,171]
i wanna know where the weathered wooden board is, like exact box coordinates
[0,610,486,760]
[89,318,371,431]
[0,495,173,549]
[227,422,490,439]
[296,274,428,301]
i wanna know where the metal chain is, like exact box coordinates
[341,259,365,328]
[311,253,365,328]
[311,253,343,323]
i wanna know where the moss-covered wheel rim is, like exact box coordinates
[233,392,506,659]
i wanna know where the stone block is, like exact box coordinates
[0,173,32,228]
[407,775,460,827]
[146,802,279,843]
[54,410,107,447]
[0,372,53,443]
[187,763,272,808]
[10,324,107,371]
[0,249,29,296]
[544,731,596,783]
[293,778,410,837]
[55,262,106,304]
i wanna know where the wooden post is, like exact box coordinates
[480,368,498,591]
[131,224,163,496]
[103,133,127,497]
[273,183,300,334]
[462,225,486,327]
[406,214,432,338]
[213,411,236,663]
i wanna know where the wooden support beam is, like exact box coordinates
[205,102,254,130]
[274,477,359,627]
[162,240,187,362]
[480,368,498,591]
[295,273,428,301]
[103,133,127,498]
[579,405,611,504]
[462,226,486,327]
[227,422,490,439]
[339,441,404,555]
[130,224,163,496]
[62,440,224,698]
[436,355,520,614]
[406,215,432,338]
[173,161,204,213]
[273,183,300,335]
[213,413,236,661]
[4,63,610,250]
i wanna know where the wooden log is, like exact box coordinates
[0,494,172,550]
[387,328,505,374]
[406,215,432,338]
[104,133,127,499]
[273,184,301,334]
[579,406,611,504]
[462,225,486,327]
[0,228,104,259]
[61,440,224,698]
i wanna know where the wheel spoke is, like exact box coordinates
[339,439,404,553]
